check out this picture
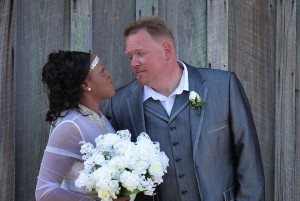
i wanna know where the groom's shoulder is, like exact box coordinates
[187,63,233,80]
[114,79,139,96]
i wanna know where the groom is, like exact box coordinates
[106,16,265,201]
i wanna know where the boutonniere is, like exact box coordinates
[189,91,206,115]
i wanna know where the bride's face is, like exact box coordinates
[85,58,115,100]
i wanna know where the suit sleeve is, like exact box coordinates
[229,72,265,201]
[106,97,117,129]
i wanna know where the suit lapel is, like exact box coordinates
[144,98,169,122]
[169,91,189,122]
[186,66,208,159]
[126,82,146,137]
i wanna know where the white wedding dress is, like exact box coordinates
[35,106,115,201]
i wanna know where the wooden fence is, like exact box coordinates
[0,0,299,200]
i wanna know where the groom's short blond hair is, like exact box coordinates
[124,16,175,45]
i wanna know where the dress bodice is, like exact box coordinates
[36,108,115,201]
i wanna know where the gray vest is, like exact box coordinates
[143,92,201,201]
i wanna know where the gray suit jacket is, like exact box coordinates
[106,63,265,201]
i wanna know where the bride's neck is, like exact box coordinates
[79,99,101,114]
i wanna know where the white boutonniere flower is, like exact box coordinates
[189,91,206,115]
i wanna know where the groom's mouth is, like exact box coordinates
[136,70,145,76]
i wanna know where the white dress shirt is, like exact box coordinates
[143,61,189,116]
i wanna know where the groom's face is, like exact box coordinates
[125,29,167,88]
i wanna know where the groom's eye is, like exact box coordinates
[137,51,144,56]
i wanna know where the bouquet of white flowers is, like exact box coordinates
[75,130,169,201]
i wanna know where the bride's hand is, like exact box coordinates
[113,196,130,201]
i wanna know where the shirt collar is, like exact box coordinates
[143,60,189,102]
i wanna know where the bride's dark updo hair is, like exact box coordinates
[42,51,91,123]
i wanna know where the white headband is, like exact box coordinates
[90,56,99,71]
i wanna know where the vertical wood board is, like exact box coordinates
[71,0,92,52]
[92,0,136,89]
[275,1,297,200]
[14,1,72,200]
[296,0,300,199]
[92,0,136,111]
[158,0,207,67]
[0,0,15,201]
[136,0,158,18]
[207,0,228,70]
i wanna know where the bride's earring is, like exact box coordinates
[87,87,91,92]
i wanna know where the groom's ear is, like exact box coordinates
[162,41,172,60]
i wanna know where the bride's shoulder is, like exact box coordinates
[51,110,83,136]
[56,109,82,125]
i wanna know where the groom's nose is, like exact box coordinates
[130,56,140,69]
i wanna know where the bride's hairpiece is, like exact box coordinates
[90,56,99,71]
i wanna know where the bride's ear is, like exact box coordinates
[81,82,90,91]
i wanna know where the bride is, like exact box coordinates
[36,51,130,201]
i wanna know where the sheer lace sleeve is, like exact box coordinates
[35,121,95,201]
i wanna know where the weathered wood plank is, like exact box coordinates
[265,1,277,200]
[136,0,158,18]
[92,0,136,89]
[158,0,207,67]
[0,1,15,201]
[92,0,136,112]
[228,1,276,200]
[207,0,228,70]
[275,1,297,201]
[296,1,300,200]
[71,0,92,51]
[14,1,72,200]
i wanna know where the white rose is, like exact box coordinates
[131,160,149,175]
[75,171,95,191]
[93,166,113,188]
[95,133,121,148]
[96,188,112,201]
[115,140,135,156]
[189,91,200,101]
[91,152,105,166]
[148,161,164,178]
[119,170,140,192]
[108,156,127,170]
[136,137,159,162]
[158,152,169,170]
